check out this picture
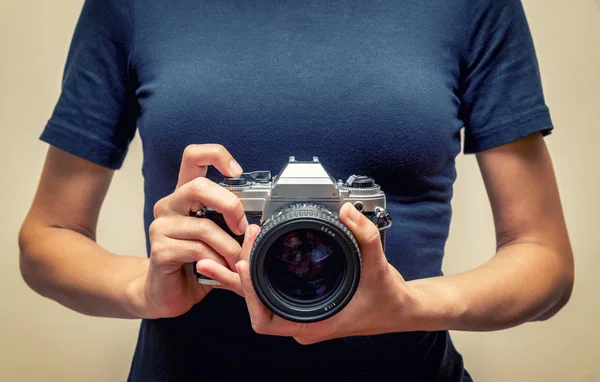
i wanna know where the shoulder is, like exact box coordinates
[467,0,528,22]
[464,0,532,50]
[73,0,135,50]
[79,0,135,26]
[468,0,525,11]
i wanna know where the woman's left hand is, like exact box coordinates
[234,202,419,345]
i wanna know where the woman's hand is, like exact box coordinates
[127,144,248,319]
[235,202,419,344]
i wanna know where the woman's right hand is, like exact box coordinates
[126,144,248,319]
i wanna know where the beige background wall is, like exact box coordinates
[1,1,598,381]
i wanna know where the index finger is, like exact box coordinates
[165,177,248,235]
[176,144,243,189]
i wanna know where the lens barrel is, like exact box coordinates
[249,203,361,322]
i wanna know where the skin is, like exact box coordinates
[19,144,248,319]
[19,134,574,344]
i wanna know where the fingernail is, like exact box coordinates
[250,224,261,238]
[235,261,246,274]
[238,215,249,233]
[229,160,243,175]
[348,202,360,221]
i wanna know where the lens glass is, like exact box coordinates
[264,228,345,301]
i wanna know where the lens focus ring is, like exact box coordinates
[251,203,361,263]
[249,203,362,323]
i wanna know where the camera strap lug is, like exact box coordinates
[374,207,393,232]
[194,206,208,218]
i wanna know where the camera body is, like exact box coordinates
[195,156,391,322]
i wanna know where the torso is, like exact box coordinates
[129,1,469,380]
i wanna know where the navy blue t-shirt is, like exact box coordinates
[41,0,553,380]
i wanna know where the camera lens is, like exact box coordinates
[249,203,361,323]
[264,229,345,302]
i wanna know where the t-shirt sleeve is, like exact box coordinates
[459,0,553,154]
[40,0,137,169]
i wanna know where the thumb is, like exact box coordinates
[339,202,385,268]
[239,224,261,263]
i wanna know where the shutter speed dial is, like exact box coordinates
[343,175,380,194]
[345,175,375,188]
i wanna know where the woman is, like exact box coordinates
[19,0,574,380]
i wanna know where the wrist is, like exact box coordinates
[402,276,467,332]
[123,262,151,319]
[369,268,428,334]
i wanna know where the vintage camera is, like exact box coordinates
[194,157,391,322]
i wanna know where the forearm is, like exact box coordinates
[19,224,148,319]
[405,242,573,332]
